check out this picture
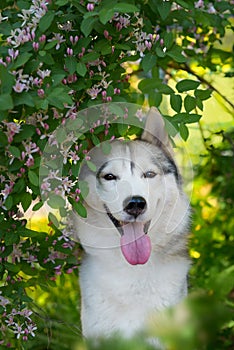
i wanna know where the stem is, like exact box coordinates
[198,120,209,151]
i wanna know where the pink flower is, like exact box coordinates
[1,183,13,201]
[37,68,51,79]
[66,47,73,56]
[87,3,95,11]
[48,33,66,50]
[8,49,19,59]
[87,86,102,99]
[13,81,27,93]
[32,42,39,51]
[195,0,204,8]
[37,88,44,97]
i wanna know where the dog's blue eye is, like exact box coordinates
[103,174,117,181]
[144,171,157,178]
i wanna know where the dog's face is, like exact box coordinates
[75,108,189,265]
[78,139,182,265]
[81,139,179,222]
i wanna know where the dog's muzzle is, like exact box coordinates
[104,204,151,265]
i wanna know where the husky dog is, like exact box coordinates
[73,107,190,342]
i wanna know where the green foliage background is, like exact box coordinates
[0,0,233,349]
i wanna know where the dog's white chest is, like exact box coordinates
[79,251,189,338]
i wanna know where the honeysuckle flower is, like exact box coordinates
[195,0,204,8]
[37,68,51,79]
[1,183,13,202]
[87,86,102,99]
[13,81,28,93]
[47,33,66,50]
[13,324,24,339]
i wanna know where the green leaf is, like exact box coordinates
[163,32,174,49]
[14,179,25,193]
[167,46,186,63]
[52,74,66,86]
[155,46,166,58]
[28,170,39,187]
[21,192,32,212]
[157,0,171,20]
[20,262,38,276]
[55,0,69,5]
[109,104,125,118]
[44,40,58,50]
[56,127,67,143]
[14,92,35,107]
[176,79,200,92]
[139,78,174,95]
[0,65,15,93]
[14,124,35,143]
[184,95,197,112]
[47,87,73,108]
[81,17,98,37]
[12,52,33,70]
[196,97,203,111]
[32,201,43,211]
[99,1,138,24]
[48,212,59,227]
[99,9,115,24]
[174,0,192,9]
[0,94,13,110]
[148,91,162,107]
[114,3,138,13]
[4,262,21,273]
[172,113,201,124]
[4,195,13,210]
[86,160,97,172]
[47,194,66,209]
[78,180,89,198]
[213,266,234,298]
[72,200,87,218]
[39,11,55,32]
[170,94,182,113]
[82,52,100,63]
[76,62,87,77]
[115,43,131,50]
[0,131,8,146]
[9,145,21,158]
[65,56,77,74]
[195,89,212,100]
[141,53,157,73]
[66,117,83,131]
[20,227,46,238]
[117,123,128,136]
[179,123,189,141]
[91,134,100,146]
[157,84,174,95]
[138,78,161,93]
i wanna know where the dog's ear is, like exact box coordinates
[141,107,173,153]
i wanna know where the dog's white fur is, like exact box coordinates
[73,107,190,341]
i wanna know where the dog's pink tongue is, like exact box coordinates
[120,222,151,265]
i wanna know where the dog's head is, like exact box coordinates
[76,108,189,265]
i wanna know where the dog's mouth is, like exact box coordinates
[104,205,151,265]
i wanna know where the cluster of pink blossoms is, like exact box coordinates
[8,0,48,48]
[0,293,37,344]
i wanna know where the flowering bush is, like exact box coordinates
[0,0,233,347]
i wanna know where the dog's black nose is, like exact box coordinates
[123,196,147,218]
